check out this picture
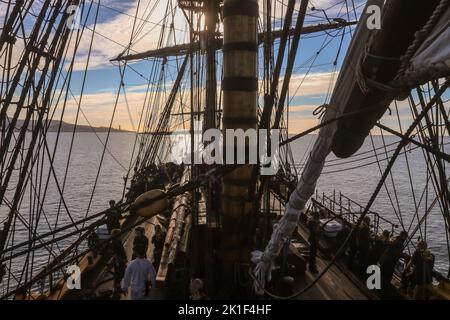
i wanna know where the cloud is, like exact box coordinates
[288,117,321,134]
[60,80,192,132]
[0,2,7,25]
[288,71,338,96]
[62,88,148,131]
[70,0,188,71]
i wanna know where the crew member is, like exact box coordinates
[0,263,5,283]
[106,200,121,234]
[132,227,149,259]
[307,211,321,274]
[110,229,127,295]
[347,220,359,268]
[151,224,166,269]
[121,247,157,300]
[357,216,371,275]
[405,240,434,300]
[368,230,390,266]
[379,231,408,296]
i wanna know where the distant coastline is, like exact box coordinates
[4,118,133,133]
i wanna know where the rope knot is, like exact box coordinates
[313,104,333,119]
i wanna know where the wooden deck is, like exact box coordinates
[294,225,372,300]
[272,194,374,300]
[293,259,369,300]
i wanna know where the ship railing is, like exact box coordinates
[313,189,398,236]
[313,190,450,289]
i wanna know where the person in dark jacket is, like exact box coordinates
[110,229,127,295]
[357,216,371,275]
[379,231,408,295]
[347,216,371,272]
[307,211,321,274]
[132,227,149,259]
[106,200,121,234]
[347,222,358,269]
[368,230,391,266]
[151,224,166,269]
[404,240,435,300]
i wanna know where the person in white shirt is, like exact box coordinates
[121,248,157,300]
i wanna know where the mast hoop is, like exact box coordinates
[222,77,258,92]
[223,0,259,18]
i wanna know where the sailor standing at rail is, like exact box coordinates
[368,230,390,266]
[121,247,157,300]
[307,211,321,274]
[404,240,435,300]
[357,216,371,276]
[379,231,408,296]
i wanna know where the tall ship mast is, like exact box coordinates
[0,0,449,300]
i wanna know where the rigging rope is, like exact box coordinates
[251,79,450,300]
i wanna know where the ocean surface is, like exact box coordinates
[1,132,449,290]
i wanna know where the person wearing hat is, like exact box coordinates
[132,227,149,259]
[121,246,156,300]
[404,240,435,299]
[368,230,391,266]
[307,211,321,274]
[106,200,121,234]
[379,230,408,296]
[110,229,127,296]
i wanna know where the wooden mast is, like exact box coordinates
[204,0,219,132]
[220,0,258,297]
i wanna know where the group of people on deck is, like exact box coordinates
[104,200,167,300]
[306,209,435,299]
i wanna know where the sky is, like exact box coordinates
[1,0,442,134]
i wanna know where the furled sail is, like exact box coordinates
[331,0,442,158]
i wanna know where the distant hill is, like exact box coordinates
[4,118,132,133]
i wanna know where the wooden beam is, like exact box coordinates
[112,20,357,61]
[156,169,191,284]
